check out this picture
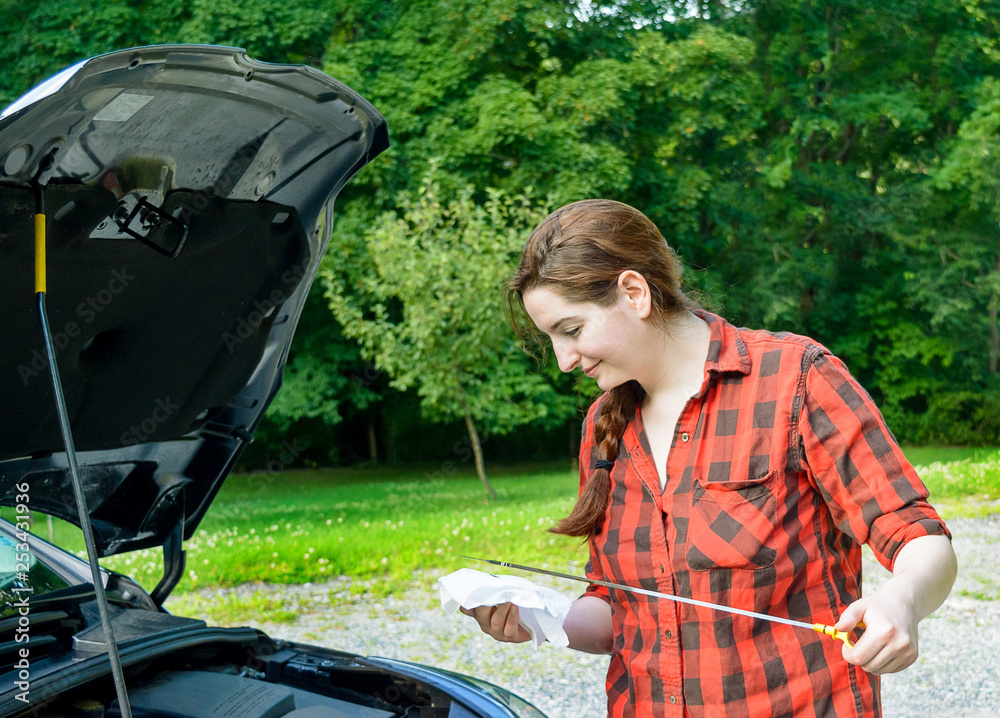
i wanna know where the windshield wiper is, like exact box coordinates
[1,582,97,618]
[0,584,94,663]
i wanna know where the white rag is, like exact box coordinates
[439,568,573,649]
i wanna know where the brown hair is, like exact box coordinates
[506,199,695,537]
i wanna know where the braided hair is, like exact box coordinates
[505,199,695,537]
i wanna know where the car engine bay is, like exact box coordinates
[12,634,479,718]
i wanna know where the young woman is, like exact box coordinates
[461,199,957,717]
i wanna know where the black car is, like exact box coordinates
[0,45,546,718]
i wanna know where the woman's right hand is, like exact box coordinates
[460,603,532,643]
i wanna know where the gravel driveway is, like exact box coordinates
[179,515,998,717]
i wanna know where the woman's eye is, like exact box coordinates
[565,327,580,337]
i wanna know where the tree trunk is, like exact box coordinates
[989,255,999,375]
[458,390,496,500]
[367,415,379,464]
[386,412,397,464]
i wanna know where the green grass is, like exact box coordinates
[12,448,999,594]
[23,461,592,595]
[901,446,998,467]
[906,447,1000,518]
[166,589,300,626]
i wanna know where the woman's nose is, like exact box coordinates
[553,343,578,373]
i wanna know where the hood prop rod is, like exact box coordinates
[34,182,133,718]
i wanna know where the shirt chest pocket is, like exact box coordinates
[685,470,779,571]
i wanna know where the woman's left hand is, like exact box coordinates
[835,585,919,674]
[836,534,957,675]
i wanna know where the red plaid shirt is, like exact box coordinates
[579,311,949,718]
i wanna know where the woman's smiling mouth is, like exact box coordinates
[584,361,601,377]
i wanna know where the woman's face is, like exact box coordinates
[522,284,646,391]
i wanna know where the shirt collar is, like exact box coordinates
[694,309,752,376]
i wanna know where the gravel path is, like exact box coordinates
[177,516,999,717]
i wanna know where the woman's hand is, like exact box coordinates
[836,534,957,674]
[835,585,919,674]
[460,595,614,653]
[460,603,532,643]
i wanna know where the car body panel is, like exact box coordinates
[0,45,388,562]
[0,45,547,718]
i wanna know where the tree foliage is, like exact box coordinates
[325,170,579,491]
[3,0,1000,456]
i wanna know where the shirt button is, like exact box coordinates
[681,432,690,442]
[665,630,672,639]
[669,695,678,704]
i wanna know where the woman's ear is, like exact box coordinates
[617,270,652,319]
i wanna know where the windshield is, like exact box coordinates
[0,521,75,619]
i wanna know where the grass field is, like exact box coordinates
[14,447,999,599]
[902,446,1000,516]
[23,461,591,595]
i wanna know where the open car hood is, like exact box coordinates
[0,46,387,575]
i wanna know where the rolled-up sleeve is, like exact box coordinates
[797,350,950,571]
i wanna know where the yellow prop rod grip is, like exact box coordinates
[35,213,46,294]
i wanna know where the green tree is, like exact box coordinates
[935,76,1000,376]
[0,0,333,107]
[678,0,1000,444]
[324,171,575,496]
[7,0,1000,450]
[0,0,146,107]
[177,0,331,65]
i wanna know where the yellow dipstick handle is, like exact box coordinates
[814,622,863,648]
[35,213,46,294]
